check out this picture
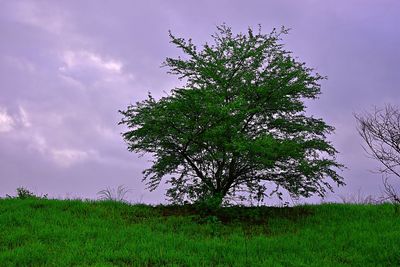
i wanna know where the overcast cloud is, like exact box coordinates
[1,0,399,204]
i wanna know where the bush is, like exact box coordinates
[6,187,47,200]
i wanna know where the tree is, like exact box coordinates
[120,24,344,205]
[355,104,400,203]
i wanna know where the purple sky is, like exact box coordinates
[1,0,399,204]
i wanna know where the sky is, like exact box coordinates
[1,0,399,204]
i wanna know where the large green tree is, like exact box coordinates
[120,25,344,205]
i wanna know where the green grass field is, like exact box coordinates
[0,198,399,266]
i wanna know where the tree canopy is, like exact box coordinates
[120,24,344,205]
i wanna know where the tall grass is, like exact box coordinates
[0,198,399,266]
[97,185,131,203]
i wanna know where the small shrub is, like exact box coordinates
[6,187,46,200]
[16,187,36,199]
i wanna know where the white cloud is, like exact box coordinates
[61,50,123,73]
[18,106,32,127]
[0,108,15,133]
[51,148,93,168]
[3,56,36,73]
[30,134,47,154]
[11,1,68,35]
[95,125,117,140]
[88,53,122,73]
[27,133,96,168]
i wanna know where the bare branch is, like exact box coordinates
[355,104,400,179]
[355,104,400,204]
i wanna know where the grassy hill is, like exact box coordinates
[0,198,399,266]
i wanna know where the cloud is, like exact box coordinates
[9,0,70,36]
[3,55,37,73]
[0,108,14,133]
[0,0,399,204]
[27,133,97,167]
[60,50,122,73]
[18,106,32,127]
[57,49,131,87]
[51,148,95,168]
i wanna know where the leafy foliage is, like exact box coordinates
[120,24,344,204]
[6,187,47,200]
